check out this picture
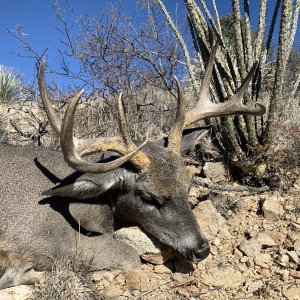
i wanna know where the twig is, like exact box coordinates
[193,177,270,193]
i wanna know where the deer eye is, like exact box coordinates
[141,194,163,209]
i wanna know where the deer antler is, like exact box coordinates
[168,76,185,153]
[39,61,150,172]
[168,41,266,153]
[184,41,266,127]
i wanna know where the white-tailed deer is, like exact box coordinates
[0,42,265,288]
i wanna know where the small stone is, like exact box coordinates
[275,269,289,279]
[126,268,148,293]
[294,240,300,256]
[91,271,116,282]
[256,232,277,247]
[0,285,33,300]
[103,285,123,299]
[287,251,299,264]
[141,245,175,265]
[283,287,300,300]
[213,238,221,246]
[258,268,271,278]
[254,253,272,268]
[205,266,244,288]
[254,260,267,269]
[240,256,248,263]
[154,264,172,274]
[217,225,233,239]
[280,254,290,264]
[287,232,299,243]
[239,239,261,257]
[194,200,226,239]
[115,273,126,285]
[234,247,244,258]
[210,245,218,256]
[262,196,284,221]
[177,286,190,298]
[246,280,263,293]
[172,272,189,283]
[268,231,286,245]
[290,270,300,279]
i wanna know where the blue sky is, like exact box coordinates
[0,0,299,86]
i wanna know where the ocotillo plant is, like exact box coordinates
[157,0,300,178]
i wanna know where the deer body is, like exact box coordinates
[0,143,139,271]
[0,42,266,289]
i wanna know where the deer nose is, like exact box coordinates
[192,241,210,261]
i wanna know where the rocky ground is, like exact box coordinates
[1,163,299,300]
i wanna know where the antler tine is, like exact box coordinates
[184,42,266,127]
[196,41,219,106]
[39,60,61,135]
[60,93,148,173]
[168,76,186,153]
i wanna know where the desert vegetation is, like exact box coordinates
[0,0,299,299]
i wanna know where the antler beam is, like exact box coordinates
[39,61,150,172]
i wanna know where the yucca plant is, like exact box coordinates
[0,65,26,103]
[157,0,300,179]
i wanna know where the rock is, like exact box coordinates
[114,227,175,264]
[141,246,176,265]
[234,247,244,258]
[287,251,299,264]
[218,227,233,239]
[103,285,124,300]
[177,286,190,298]
[290,270,300,279]
[210,245,218,256]
[239,232,276,257]
[114,227,160,256]
[193,200,226,239]
[126,268,148,293]
[262,196,284,220]
[205,266,244,288]
[0,285,33,300]
[203,162,227,183]
[283,287,300,300]
[268,231,286,245]
[279,254,290,264]
[154,264,172,274]
[254,253,272,268]
[256,232,277,247]
[258,268,271,278]
[246,280,263,293]
[294,240,300,256]
[239,239,262,258]
[91,270,118,282]
[288,232,300,243]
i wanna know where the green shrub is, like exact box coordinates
[0,65,27,103]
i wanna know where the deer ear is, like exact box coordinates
[180,126,213,156]
[42,179,120,200]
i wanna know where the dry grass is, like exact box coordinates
[0,85,191,148]
[30,255,99,300]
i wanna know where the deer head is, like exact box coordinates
[39,42,265,262]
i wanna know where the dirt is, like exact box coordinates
[88,172,300,300]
